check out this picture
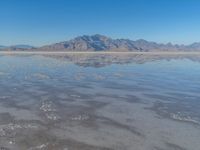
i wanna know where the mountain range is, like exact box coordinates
[1,34,200,52]
[0,45,36,51]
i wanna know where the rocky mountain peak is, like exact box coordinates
[1,34,200,52]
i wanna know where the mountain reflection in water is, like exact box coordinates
[0,54,200,150]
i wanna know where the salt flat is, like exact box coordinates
[0,54,200,150]
[0,51,200,55]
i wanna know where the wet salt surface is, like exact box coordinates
[0,54,200,150]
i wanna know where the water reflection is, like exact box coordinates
[0,54,200,150]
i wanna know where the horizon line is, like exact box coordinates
[1,34,200,47]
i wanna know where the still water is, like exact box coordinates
[0,54,200,150]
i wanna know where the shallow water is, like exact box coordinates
[0,54,200,150]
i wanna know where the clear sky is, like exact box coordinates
[0,0,200,46]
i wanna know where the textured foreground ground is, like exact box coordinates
[0,54,200,150]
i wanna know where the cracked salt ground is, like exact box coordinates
[28,143,48,150]
[45,113,60,121]
[40,101,56,112]
[40,101,60,121]
[28,143,69,150]
[149,101,200,125]
[0,123,38,137]
[0,123,39,148]
[71,114,90,121]
[170,113,200,125]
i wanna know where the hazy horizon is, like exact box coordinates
[1,0,200,46]
[1,34,200,48]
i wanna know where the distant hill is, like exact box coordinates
[0,45,6,49]
[1,35,200,51]
[12,45,35,49]
[0,45,36,51]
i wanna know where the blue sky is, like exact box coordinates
[0,0,200,46]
